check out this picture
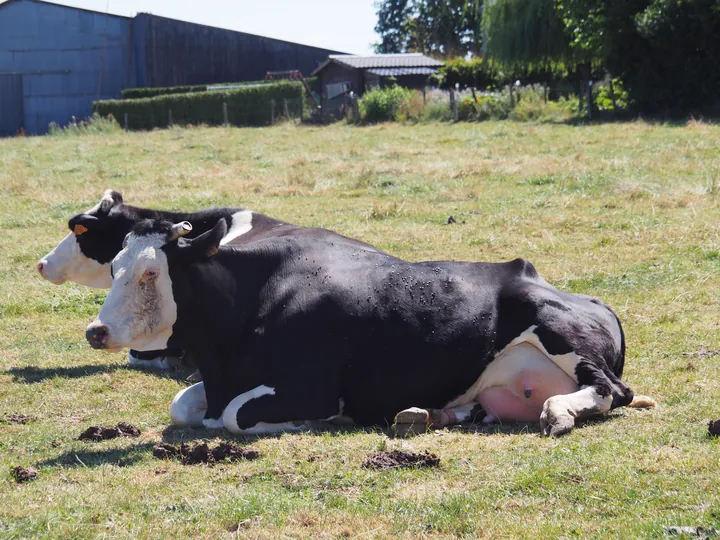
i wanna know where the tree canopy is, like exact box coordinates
[374,0,484,57]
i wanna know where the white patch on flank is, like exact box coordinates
[88,233,176,352]
[504,325,581,381]
[38,233,111,288]
[219,210,253,246]
[170,382,208,427]
[445,341,578,409]
[221,385,275,434]
[127,350,171,371]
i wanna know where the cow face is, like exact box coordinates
[37,190,124,288]
[86,219,227,353]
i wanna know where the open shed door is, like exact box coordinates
[0,75,24,137]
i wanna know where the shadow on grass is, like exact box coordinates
[35,442,156,469]
[161,422,387,445]
[7,363,196,384]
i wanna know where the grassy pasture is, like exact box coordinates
[0,120,718,538]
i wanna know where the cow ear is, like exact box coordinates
[99,189,123,214]
[68,214,99,235]
[179,218,227,260]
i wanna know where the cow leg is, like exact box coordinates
[539,361,634,436]
[222,384,338,435]
[169,382,207,427]
[394,403,479,428]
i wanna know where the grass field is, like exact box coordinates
[0,120,719,538]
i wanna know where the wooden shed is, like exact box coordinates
[312,53,443,114]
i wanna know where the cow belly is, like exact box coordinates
[447,343,579,422]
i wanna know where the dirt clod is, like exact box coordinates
[708,420,720,437]
[2,414,35,424]
[361,450,440,470]
[10,466,38,483]
[152,441,260,465]
[78,423,141,441]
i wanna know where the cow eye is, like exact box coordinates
[141,269,158,281]
[110,265,115,280]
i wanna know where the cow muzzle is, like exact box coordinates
[86,323,110,349]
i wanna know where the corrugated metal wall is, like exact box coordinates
[0,0,342,135]
[135,14,339,88]
[0,0,134,134]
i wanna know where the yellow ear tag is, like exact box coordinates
[73,224,88,235]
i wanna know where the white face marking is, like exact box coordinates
[221,385,275,433]
[219,210,253,246]
[89,233,177,352]
[38,232,111,288]
[170,382,207,427]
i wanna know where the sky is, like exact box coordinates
[2,0,380,54]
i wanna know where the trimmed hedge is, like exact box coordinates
[96,81,304,130]
[122,77,318,100]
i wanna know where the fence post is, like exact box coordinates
[223,102,228,127]
[124,112,128,132]
[168,109,173,128]
[451,90,458,122]
[283,98,290,119]
[271,99,276,125]
[352,95,359,123]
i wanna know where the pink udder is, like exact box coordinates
[477,369,579,422]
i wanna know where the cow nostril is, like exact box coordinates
[86,325,109,349]
[37,262,45,274]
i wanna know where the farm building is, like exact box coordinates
[312,53,444,113]
[0,0,342,135]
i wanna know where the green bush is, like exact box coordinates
[122,77,318,100]
[421,101,452,122]
[594,78,630,112]
[358,86,415,124]
[48,113,122,136]
[508,85,575,123]
[96,81,304,130]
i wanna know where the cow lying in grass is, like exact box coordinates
[85,218,655,436]
[38,190,380,372]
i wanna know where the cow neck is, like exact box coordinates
[127,205,244,238]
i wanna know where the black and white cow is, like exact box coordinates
[38,189,380,370]
[86,218,654,436]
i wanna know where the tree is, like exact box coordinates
[374,1,484,57]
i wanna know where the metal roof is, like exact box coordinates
[367,67,439,77]
[312,53,443,75]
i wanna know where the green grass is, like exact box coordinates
[1,120,719,538]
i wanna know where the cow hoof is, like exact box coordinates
[394,407,430,426]
[540,398,575,437]
[202,417,224,429]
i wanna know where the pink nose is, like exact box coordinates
[37,261,45,275]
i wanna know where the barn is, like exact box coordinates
[312,53,443,114]
[0,0,342,135]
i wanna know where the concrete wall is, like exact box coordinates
[0,0,134,134]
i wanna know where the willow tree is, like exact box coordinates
[482,0,594,111]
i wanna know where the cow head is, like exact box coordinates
[37,189,126,288]
[86,218,227,352]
